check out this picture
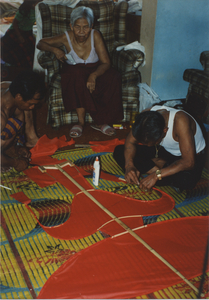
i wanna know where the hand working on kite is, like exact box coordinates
[123,133,153,191]
[125,163,158,192]
[138,172,158,192]
[125,163,140,185]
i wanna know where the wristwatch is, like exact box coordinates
[156,169,162,180]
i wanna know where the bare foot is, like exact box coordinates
[15,145,31,159]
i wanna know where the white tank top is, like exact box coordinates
[65,29,99,65]
[151,105,206,156]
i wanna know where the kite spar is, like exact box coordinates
[37,161,203,296]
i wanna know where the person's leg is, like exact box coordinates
[24,110,39,147]
[61,63,97,137]
[76,107,85,127]
[113,145,126,172]
[90,68,123,135]
[69,107,86,138]
[156,148,206,191]
[113,144,156,174]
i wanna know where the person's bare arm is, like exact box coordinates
[87,30,111,93]
[124,131,140,185]
[139,112,196,190]
[1,152,29,172]
[161,112,196,173]
[37,34,67,62]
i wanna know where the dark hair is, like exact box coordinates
[9,70,46,102]
[132,111,165,143]
[19,0,40,17]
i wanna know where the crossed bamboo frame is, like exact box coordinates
[38,161,204,297]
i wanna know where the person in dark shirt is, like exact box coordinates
[1,0,42,68]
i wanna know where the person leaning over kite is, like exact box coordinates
[1,70,46,172]
[113,105,206,193]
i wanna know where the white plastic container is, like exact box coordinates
[93,156,100,186]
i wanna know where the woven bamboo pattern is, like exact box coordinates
[1,149,209,299]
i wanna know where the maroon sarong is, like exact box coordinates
[61,62,124,125]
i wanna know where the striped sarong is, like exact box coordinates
[1,117,25,144]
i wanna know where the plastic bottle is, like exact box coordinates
[93,156,100,186]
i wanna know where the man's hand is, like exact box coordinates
[139,172,158,192]
[14,157,30,172]
[87,73,97,93]
[125,165,140,185]
[1,154,30,172]
[15,146,31,159]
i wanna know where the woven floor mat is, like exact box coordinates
[1,149,209,299]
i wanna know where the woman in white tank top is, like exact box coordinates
[65,29,99,65]
[37,6,123,138]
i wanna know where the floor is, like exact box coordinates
[1,67,209,299]
[1,65,130,153]
[2,65,208,167]
[35,99,209,169]
[34,102,130,149]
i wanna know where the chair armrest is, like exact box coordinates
[200,51,209,73]
[38,51,60,71]
[37,51,61,86]
[183,69,209,93]
[122,70,141,88]
[111,48,144,73]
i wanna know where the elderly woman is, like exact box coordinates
[37,6,123,137]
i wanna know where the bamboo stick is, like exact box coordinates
[38,161,74,172]
[0,184,12,190]
[75,144,97,148]
[42,162,204,297]
[97,214,143,231]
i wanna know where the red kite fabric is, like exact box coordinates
[24,165,93,191]
[10,191,31,204]
[24,164,126,188]
[11,185,175,240]
[30,135,75,164]
[37,216,209,299]
[14,165,175,239]
[89,138,125,152]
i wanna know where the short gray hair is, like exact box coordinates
[70,6,94,27]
